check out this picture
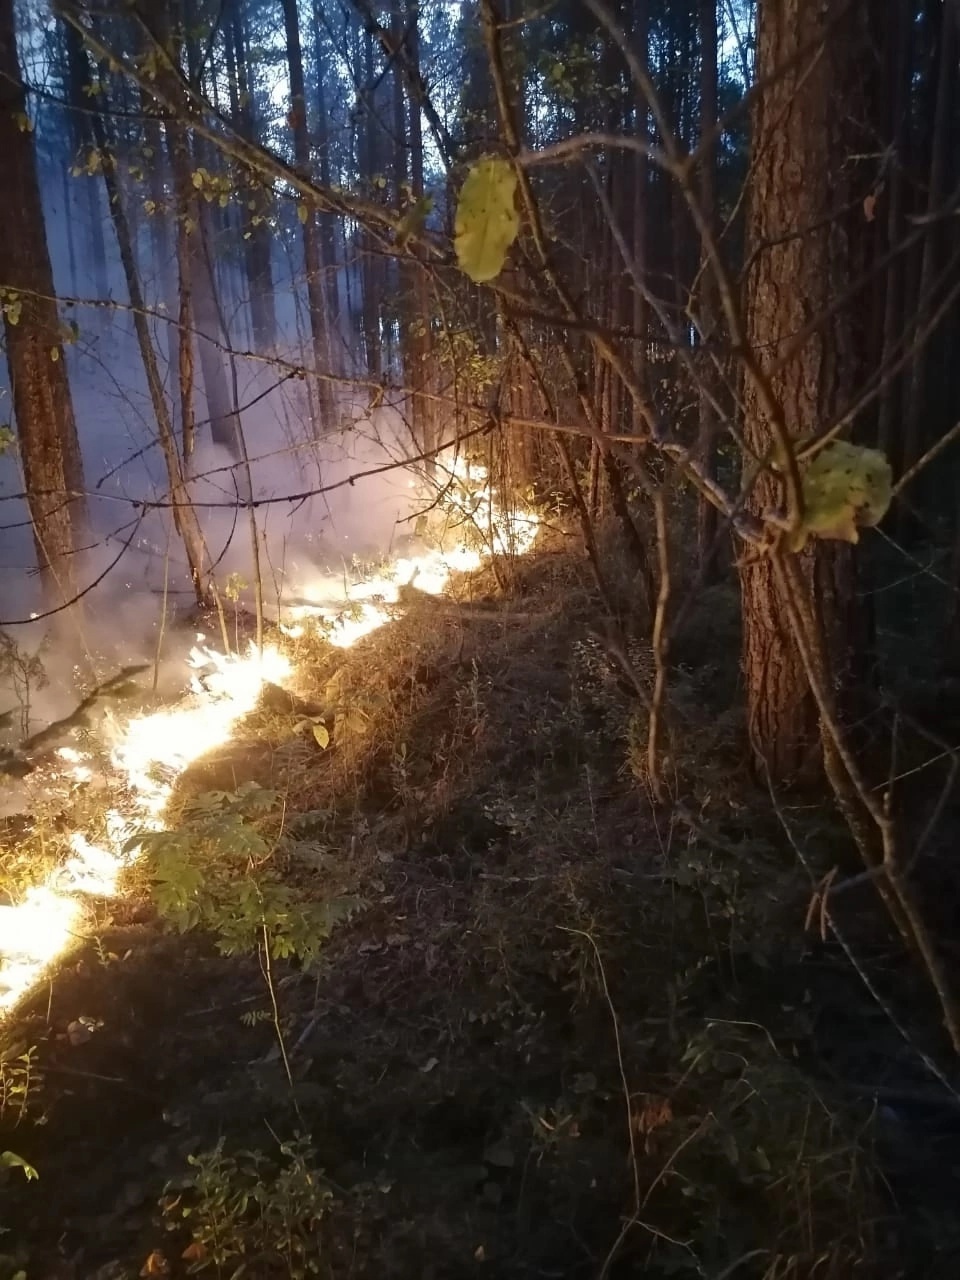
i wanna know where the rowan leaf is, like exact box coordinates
[454,156,519,283]
[789,441,892,551]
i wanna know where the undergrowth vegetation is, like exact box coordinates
[1,533,958,1278]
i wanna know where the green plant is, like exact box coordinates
[127,783,360,965]
[0,631,47,740]
[0,1047,42,1130]
[160,1134,331,1278]
[643,1021,877,1277]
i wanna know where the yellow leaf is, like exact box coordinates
[297,202,309,224]
[789,441,892,552]
[454,156,519,284]
[140,1251,170,1277]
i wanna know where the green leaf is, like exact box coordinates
[396,194,433,249]
[789,441,892,552]
[1,1151,39,1180]
[312,722,330,750]
[0,425,15,454]
[454,156,519,284]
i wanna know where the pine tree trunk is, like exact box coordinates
[900,0,955,479]
[0,0,88,608]
[631,0,649,431]
[311,3,340,326]
[876,0,911,461]
[739,0,870,781]
[228,6,276,351]
[695,0,720,573]
[400,3,436,466]
[359,28,383,380]
[282,0,336,430]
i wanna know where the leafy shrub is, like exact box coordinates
[159,1133,331,1278]
[127,782,360,964]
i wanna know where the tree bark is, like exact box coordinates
[360,26,383,381]
[399,2,437,466]
[631,0,649,431]
[739,0,871,782]
[282,0,337,430]
[227,2,276,351]
[73,32,209,601]
[0,0,88,609]
[695,0,721,573]
[311,2,340,326]
[900,0,955,480]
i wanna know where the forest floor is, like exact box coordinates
[2,530,960,1280]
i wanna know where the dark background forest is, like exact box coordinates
[2,0,960,1277]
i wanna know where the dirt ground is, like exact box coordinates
[3,535,960,1280]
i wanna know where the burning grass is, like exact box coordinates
[0,452,539,1016]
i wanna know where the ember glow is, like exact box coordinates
[0,461,538,1013]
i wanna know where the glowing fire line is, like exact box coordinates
[0,466,539,1014]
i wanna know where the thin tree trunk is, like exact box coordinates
[631,0,649,430]
[88,99,209,600]
[876,0,911,461]
[397,2,436,466]
[900,0,955,478]
[360,27,383,379]
[282,0,336,430]
[228,4,276,350]
[311,2,340,326]
[695,0,720,573]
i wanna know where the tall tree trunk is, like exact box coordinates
[738,0,871,781]
[311,2,340,326]
[0,0,88,608]
[142,0,241,459]
[71,28,208,600]
[876,0,912,461]
[900,0,955,478]
[395,3,436,466]
[282,0,337,429]
[631,0,649,432]
[360,26,383,379]
[695,0,721,573]
[228,4,276,351]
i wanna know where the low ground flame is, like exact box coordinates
[0,465,538,1012]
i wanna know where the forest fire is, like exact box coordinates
[280,458,540,646]
[0,469,539,1014]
